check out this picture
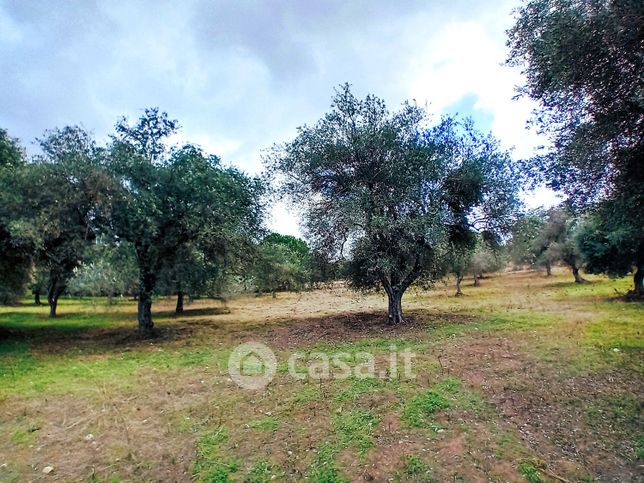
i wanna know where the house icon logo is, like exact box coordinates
[228,342,277,389]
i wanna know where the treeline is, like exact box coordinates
[0,110,333,334]
[64,233,338,304]
[2,0,643,332]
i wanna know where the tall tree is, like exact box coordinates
[0,129,32,304]
[507,0,644,294]
[35,127,113,316]
[109,109,265,335]
[4,127,112,316]
[267,85,519,323]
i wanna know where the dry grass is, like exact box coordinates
[0,268,642,482]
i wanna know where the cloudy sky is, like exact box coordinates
[0,0,557,235]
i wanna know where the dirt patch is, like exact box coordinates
[0,385,198,482]
[439,332,643,481]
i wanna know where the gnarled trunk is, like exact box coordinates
[380,263,421,325]
[34,291,41,306]
[47,278,65,318]
[545,261,552,276]
[473,274,481,287]
[48,292,59,318]
[387,289,404,325]
[175,290,184,314]
[137,270,155,336]
[572,267,587,284]
[634,262,643,296]
[455,274,464,296]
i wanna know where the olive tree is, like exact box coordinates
[268,85,519,324]
[507,0,644,294]
[0,129,32,304]
[109,109,265,335]
[7,127,113,316]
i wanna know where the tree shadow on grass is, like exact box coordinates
[0,307,230,357]
[265,309,481,350]
[0,306,481,358]
[155,306,231,318]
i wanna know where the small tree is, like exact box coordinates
[468,238,506,286]
[251,233,312,296]
[533,207,587,283]
[508,211,546,269]
[268,86,519,323]
[447,238,476,296]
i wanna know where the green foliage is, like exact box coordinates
[469,241,505,276]
[251,233,311,294]
[518,462,543,483]
[507,0,644,291]
[9,126,114,314]
[508,210,546,268]
[268,85,519,322]
[0,129,32,304]
[0,225,32,305]
[108,108,266,332]
[576,206,641,281]
[68,238,138,298]
[532,206,586,279]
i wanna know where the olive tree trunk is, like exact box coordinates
[381,265,422,325]
[175,290,184,314]
[47,279,65,318]
[572,267,588,284]
[634,262,643,296]
[455,274,464,296]
[137,270,155,336]
[387,289,404,325]
[34,291,41,306]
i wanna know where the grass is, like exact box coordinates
[193,427,242,482]
[332,408,380,456]
[402,377,486,428]
[0,269,642,481]
[247,417,279,432]
[518,462,544,483]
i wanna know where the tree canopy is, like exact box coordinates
[109,109,266,334]
[267,85,520,323]
[507,0,644,293]
[0,129,31,305]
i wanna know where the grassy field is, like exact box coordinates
[0,269,642,482]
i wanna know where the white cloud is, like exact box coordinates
[1,0,558,239]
